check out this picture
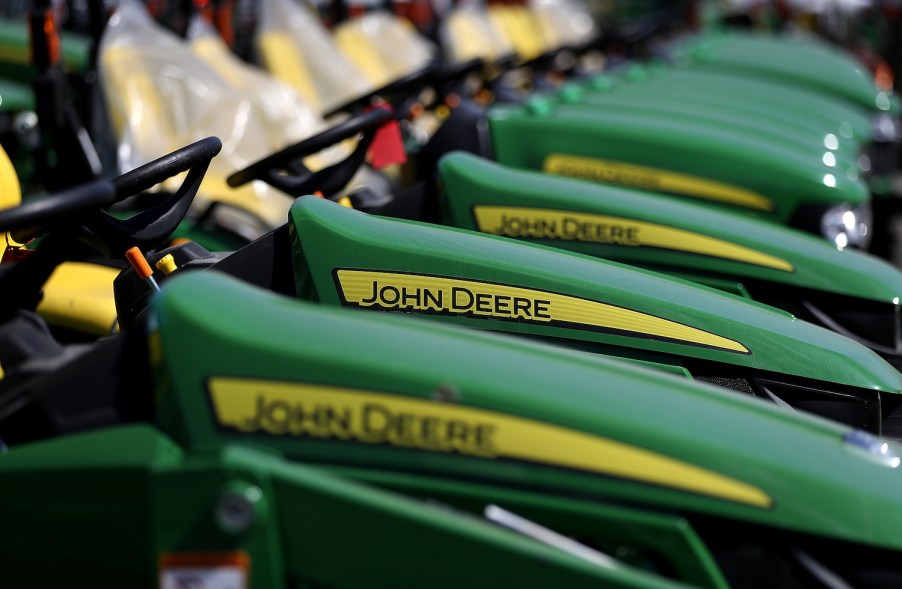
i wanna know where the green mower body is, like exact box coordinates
[8,270,902,587]
[437,151,902,369]
[279,197,902,434]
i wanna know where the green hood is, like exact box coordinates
[487,101,869,223]
[676,30,891,114]
[589,60,874,139]
[438,151,902,304]
[285,197,900,394]
[152,271,902,552]
[550,81,861,166]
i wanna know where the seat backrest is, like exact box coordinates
[529,0,597,50]
[256,0,370,115]
[487,5,547,62]
[256,29,323,114]
[333,12,435,89]
[440,7,515,64]
[99,1,293,228]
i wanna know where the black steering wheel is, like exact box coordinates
[0,180,117,239]
[0,137,222,317]
[227,106,394,197]
[228,59,494,198]
[84,137,222,259]
[0,137,222,260]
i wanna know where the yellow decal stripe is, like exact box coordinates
[543,154,774,212]
[0,46,27,65]
[474,206,794,272]
[210,378,772,508]
[336,269,749,354]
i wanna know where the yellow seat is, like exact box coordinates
[256,0,371,115]
[441,7,515,64]
[487,5,548,62]
[333,12,435,89]
[255,30,323,114]
[529,0,598,50]
[36,262,120,337]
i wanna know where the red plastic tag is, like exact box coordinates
[1,239,35,265]
[366,104,407,170]
[1,247,35,264]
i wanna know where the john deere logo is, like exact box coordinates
[483,208,641,245]
[208,377,772,508]
[473,206,793,272]
[227,387,497,457]
[357,277,551,321]
[333,269,749,354]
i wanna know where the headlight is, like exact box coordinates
[864,114,900,183]
[872,113,899,143]
[844,429,902,468]
[820,203,871,250]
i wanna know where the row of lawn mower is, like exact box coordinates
[2,0,902,587]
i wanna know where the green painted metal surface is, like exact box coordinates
[485,47,881,229]
[592,66,874,139]
[488,101,869,223]
[0,76,33,111]
[550,81,861,166]
[675,30,890,113]
[336,467,732,589]
[577,70,864,160]
[285,196,900,391]
[438,151,902,304]
[0,425,678,587]
[149,271,902,553]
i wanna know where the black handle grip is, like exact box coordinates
[112,137,223,199]
[0,180,116,236]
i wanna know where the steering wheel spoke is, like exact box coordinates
[79,137,222,259]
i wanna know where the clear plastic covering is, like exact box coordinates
[187,15,381,190]
[529,0,598,49]
[188,18,322,153]
[333,11,436,88]
[256,0,371,115]
[486,4,548,61]
[98,0,294,228]
[439,5,515,64]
